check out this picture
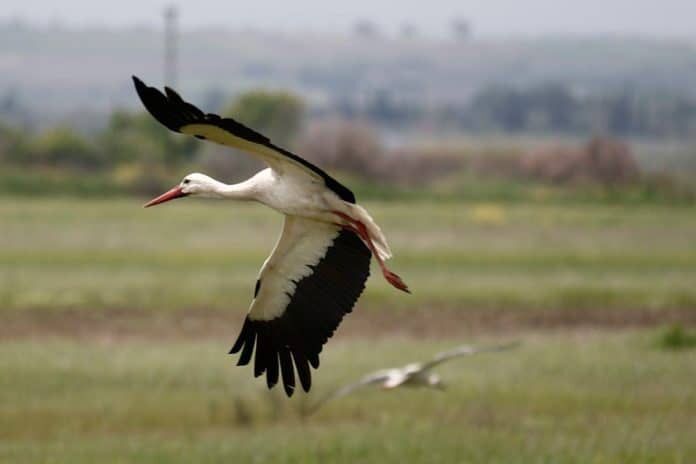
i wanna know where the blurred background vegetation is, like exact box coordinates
[2,21,696,204]
[1,8,696,464]
[1,82,695,204]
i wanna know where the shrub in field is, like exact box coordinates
[520,136,640,185]
[0,168,126,196]
[298,119,385,178]
[0,123,28,163]
[657,325,696,350]
[467,149,526,179]
[23,127,105,170]
[465,136,641,187]
[298,119,463,184]
[375,148,464,185]
[99,111,199,166]
[226,90,305,147]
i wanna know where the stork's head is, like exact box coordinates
[144,173,219,207]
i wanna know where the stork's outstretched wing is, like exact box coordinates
[131,76,355,203]
[230,216,371,396]
[418,342,520,372]
[308,369,394,414]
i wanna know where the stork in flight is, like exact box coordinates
[308,342,519,413]
[132,76,409,397]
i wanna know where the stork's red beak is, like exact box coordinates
[144,186,189,208]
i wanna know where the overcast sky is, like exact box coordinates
[2,0,695,39]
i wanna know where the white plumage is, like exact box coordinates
[133,76,408,396]
[309,342,520,412]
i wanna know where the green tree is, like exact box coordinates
[27,127,103,170]
[99,110,199,166]
[226,90,305,147]
[0,123,28,164]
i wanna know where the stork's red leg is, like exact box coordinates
[333,211,410,293]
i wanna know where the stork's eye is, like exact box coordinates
[183,179,190,185]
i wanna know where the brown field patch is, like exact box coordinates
[1,306,695,342]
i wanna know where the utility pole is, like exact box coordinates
[164,5,179,87]
[451,17,471,41]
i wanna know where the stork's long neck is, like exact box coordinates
[211,178,257,201]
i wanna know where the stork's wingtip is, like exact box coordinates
[164,86,182,101]
[132,76,146,96]
[283,384,295,397]
[229,344,242,355]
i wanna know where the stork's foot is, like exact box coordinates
[383,268,410,293]
[332,209,410,294]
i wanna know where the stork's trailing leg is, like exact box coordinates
[333,211,410,293]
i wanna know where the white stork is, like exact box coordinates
[309,342,519,412]
[132,76,409,397]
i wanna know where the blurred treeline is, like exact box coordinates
[5,24,696,127]
[0,88,694,204]
[462,84,696,137]
[8,82,695,139]
[336,83,696,138]
[0,91,303,196]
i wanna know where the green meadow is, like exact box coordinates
[1,334,694,463]
[1,197,695,463]
[2,198,696,314]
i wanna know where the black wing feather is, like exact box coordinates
[279,349,295,396]
[237,333,255,366]
[292,351,312,393]
[132,76,356,203]
[229,230,370,396]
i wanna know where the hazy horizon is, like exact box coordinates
[2,0,696,40]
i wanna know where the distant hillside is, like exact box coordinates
[2,21,696,127]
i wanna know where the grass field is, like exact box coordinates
[2,197,696,315]
[1,197,695,463]
[1,332,695,463]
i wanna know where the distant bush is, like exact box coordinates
[0,107,692,204]
[298,119,462,184]
[656,325,696,350]
[0,123,27,163]
[467,149,526,179]
[298,119,384,178]
[375,148,463,185]
[226,90,305,147]
[463,137,641,187]
[24,127,104,170]
[0,168,126,196]
[520,137,640,185]
[98,110,199,165]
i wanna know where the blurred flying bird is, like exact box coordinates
[308,342,519,412]
[132,76,409,397]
